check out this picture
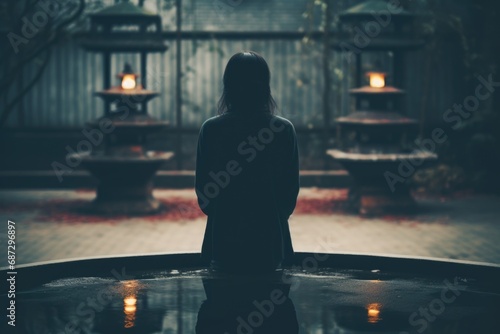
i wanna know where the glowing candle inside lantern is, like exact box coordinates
[121,74,137,90]
[368,72,386,88]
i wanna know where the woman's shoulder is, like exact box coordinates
[267,115,296,136]
[200,114,231,131]
[270,115,294,128]
[199,115,237,139]
[200,113,295,133]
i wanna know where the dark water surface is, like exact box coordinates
[16,268,499,333]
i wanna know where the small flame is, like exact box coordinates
[369,72,386,88]
[121,74,136,90]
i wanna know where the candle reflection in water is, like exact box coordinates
[124,296,137,328]
[123,280,139,328]
[367,303,381,324]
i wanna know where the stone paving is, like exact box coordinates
[1,188,500,266]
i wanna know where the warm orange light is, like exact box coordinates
[124,296,137,306]
[124,305,136,313]
[121,74,136,90]
[368,72,386,88]
[367,303,381,323]
[124,296,137,328]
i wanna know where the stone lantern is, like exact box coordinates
[75,0,173,215]
[329,0,436,215]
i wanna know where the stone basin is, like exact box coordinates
[3,253,499,333]
[327,149,438,215]
[69,151,174,215]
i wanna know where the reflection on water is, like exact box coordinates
[367,303,381,324]
[122,280,139,329]
[196,271,298,333]
[123,296,137,328]
[17,269,498,334]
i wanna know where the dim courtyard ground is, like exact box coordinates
[1,188,500,266]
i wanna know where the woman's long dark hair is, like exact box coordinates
[217,51,277,115]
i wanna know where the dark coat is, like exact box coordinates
[195,112,299,271]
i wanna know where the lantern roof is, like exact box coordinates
[79,0,168,52]
[333,0,424,51]
[91,0,156,18]
[340,0,413,19]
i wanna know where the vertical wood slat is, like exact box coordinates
[176,0,183,169]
